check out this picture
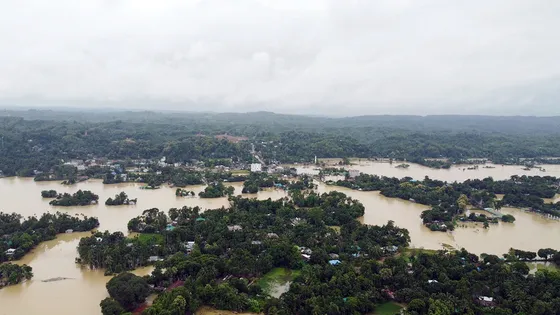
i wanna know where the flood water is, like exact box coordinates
[328,159,560,182]
[1,163,559,314]
[0,179,285,315]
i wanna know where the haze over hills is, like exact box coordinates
[1,108,559,136]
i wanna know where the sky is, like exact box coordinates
[0,0,559,116]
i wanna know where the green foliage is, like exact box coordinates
[41,189,58,198]
[106,272,150,311]
[0,211,99,262]
[198,182,234,198]
[0,263,33,287]
[100,297,125,315]
[106,192,137,206]
[375,302,403,315]
[501,214,516,223]
[49,190,99,206]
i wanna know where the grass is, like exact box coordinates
[134,233,164,245]
[258,268,301,295]
[527,262,560,272]
[374,302,403,315]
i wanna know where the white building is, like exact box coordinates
[250,163,262,173]
[296,167,320,176]
[348,169,360,178]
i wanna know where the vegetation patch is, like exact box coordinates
[258,268,301,297]
[374,302,403,315]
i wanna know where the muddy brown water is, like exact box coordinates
[1,163,559,314]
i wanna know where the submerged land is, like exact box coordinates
[0,110,560,315]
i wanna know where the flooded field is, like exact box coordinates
[1,163,559,314]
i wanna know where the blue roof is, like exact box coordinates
[329,260,341,265]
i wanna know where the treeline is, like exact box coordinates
[241,173,313,194]
[0,212,99,262]
[335,174,560,231]
[49,190,99,206]
[3,112,560,176]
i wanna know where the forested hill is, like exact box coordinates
[1,109,560,176]
[1,109,560,135]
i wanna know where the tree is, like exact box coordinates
[100,297,125,315]
[537,248,557,260]
[106,272,150,311]
[428,298,453,315]
[501,214,516,223]
[408,299,426,314]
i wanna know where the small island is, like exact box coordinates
[105,192,137,206]
[175,188,195,197]
[395,163,410,169]
[41,190,58,198]
[49,190,99,206]
[0,263,33,288]
[198,182,234,198]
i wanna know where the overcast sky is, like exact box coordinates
[1,0,559,116]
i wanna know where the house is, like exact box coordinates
[5,248,16,256]
[95,237,103,242]
[301,254,311,260]
[65,229,73,234]
[266,233,279,239]
[227,225,243,232]
[329,253,340,259]
[299,247,312,255]
[428,280,439,284]
[251,241,262,245]
[184,241,195,252]
[148,256,162,262]
[296,167,320,176]
[329,260,341,266]
[476,296,496,307]
[250,163,262,173]
[348,169,360,178]
[382,245,399,254]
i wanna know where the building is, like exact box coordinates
[5,248,16,256]
[296,167,320,176]
[476,296,496,307]
[148,256,162,262]
[348,169,360,178]
[227,225,243,232]
[329,260,341,266]
[250,163,262,173]
[65,229,73,234]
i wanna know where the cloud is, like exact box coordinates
[0,0,559,115]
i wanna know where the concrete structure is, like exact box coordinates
[348,169,360,178]
[296,167,320,176]
[250,163,262,172]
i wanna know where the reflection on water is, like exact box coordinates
[1,165,559,314]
